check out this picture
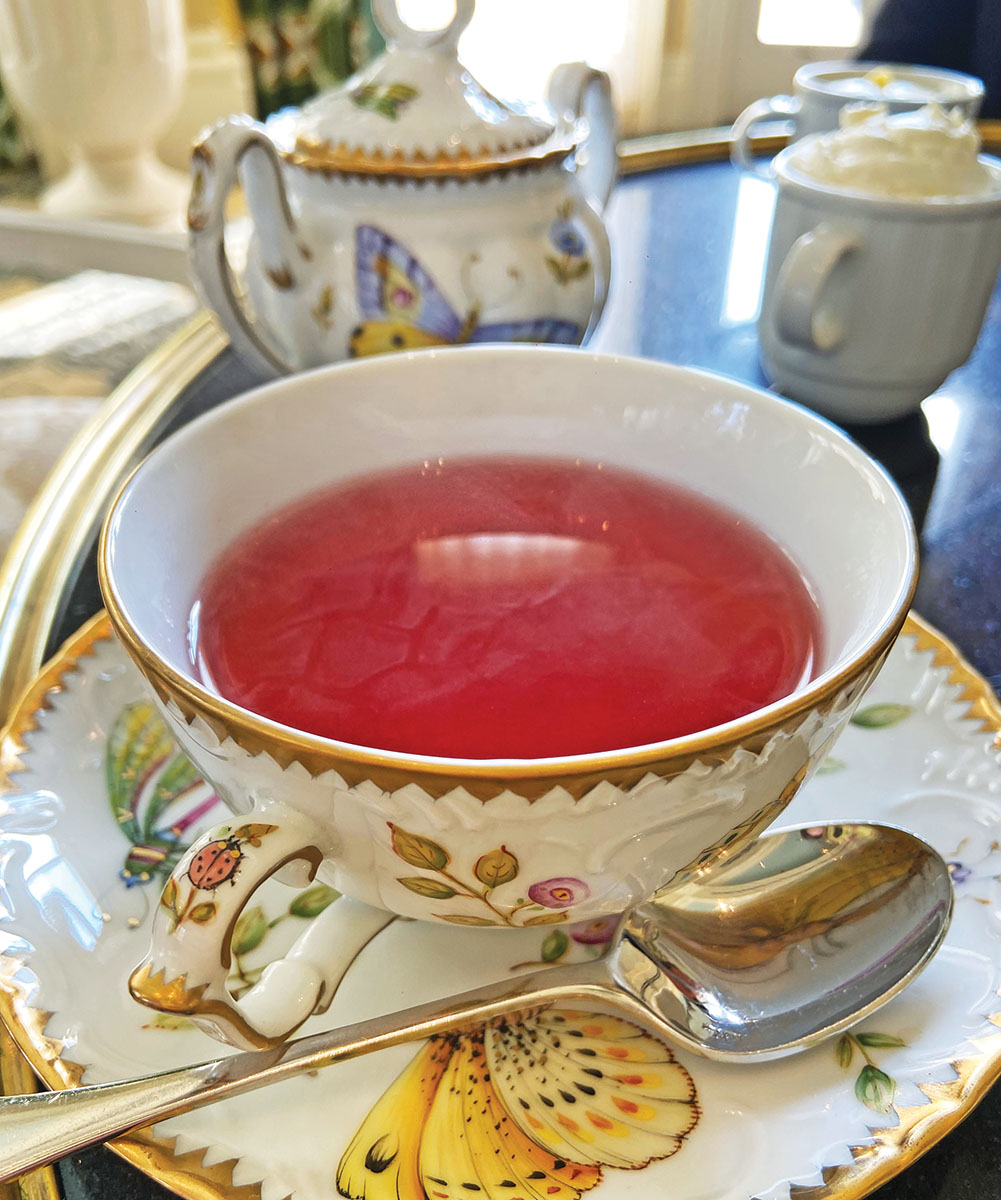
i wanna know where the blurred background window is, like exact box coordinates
[0,0,898,185]
[397,0,884,135]
[757,0,864,45]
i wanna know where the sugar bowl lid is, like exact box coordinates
[289,0,572,177]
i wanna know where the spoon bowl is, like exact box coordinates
[0,821,952,1182]
[614,821,952,1057]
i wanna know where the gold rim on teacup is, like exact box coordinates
[98,350,918,804]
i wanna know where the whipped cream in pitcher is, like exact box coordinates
[787,102,996,199]
[836,66,963,104]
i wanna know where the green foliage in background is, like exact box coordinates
[236,0,384,117]
[0,76,34,172]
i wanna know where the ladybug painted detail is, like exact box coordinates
[186,823,278,892]
[188,835,244,890]
[159,823,280,934]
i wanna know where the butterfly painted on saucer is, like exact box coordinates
[350,224,582,358]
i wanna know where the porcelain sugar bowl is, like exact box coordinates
[187,0,616,376]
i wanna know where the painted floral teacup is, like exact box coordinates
[99,346,917,1048]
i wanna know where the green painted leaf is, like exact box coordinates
[545,254,568,282]
[388,824,449,871]
[855,1064,896,1113]
[438,914,496,926]
[160,876,179,915]
[189,902,217,925]
[817,756,846,775]
[523,911,568,926]
[232,823,278,846]
[850,703,913,729]
[289,884,340,917]
[351,82,418,120]
[835,1034,853,1068]
[540,930,569,962]
[854,1032,906,1049]
[232,905,268,956]
[474,846,519,889]
[147,1013,196,1032]
[397,877,457,899]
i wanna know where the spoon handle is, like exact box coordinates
[0,959,612,1183]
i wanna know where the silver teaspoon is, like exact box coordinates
[0,821,951,1182]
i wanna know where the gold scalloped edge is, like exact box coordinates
[0,613,271,1200]
[129,963,209,1014]
[0,610,110,786]
[3,610,1001,1200]
[758,611,1001,1200]
[0,955,84,1092]
[287,131,575,179]
[905,611,1001,743]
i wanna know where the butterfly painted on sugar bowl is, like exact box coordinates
[349,224,582,358]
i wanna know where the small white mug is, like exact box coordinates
[731,60,984,178]
[758,145,1001,424]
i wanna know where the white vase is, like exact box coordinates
[0,0,190,226]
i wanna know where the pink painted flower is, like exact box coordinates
[527,877,590,909]
[569,915,619,944]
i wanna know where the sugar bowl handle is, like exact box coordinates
[548,63,618,213]
[573,199,612,342]
[129,806,392,1049]
[188,115,305,377]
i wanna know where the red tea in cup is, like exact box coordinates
[191,456,821,758]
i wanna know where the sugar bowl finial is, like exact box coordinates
[372,0,475,51]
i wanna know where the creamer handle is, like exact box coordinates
[548,63,618,212]
[773,221,861,351]
[188,115,302,377]
[730,94,800,180]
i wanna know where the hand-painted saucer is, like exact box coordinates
[1,612,1000,1200]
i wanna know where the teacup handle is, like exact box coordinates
[129,806,393,1049]
[773,221,862,351]
[730,94,801,179]
[188,115,305,378]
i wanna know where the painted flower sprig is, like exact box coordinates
[546,200,592,285]
[388,822,590,927]
[836,1030,905,1113]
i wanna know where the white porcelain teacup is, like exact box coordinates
[100,347,916,1047]
[731,60,984,177]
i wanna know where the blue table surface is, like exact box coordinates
[49,159,1001,1200]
